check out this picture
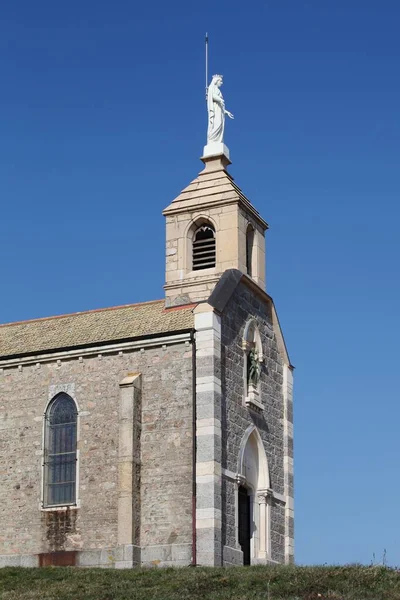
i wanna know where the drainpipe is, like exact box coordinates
[190,329,197,566]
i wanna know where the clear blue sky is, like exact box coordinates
[1,0,399,566]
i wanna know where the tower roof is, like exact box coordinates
[163,156,268,231]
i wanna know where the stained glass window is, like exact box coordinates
[44,393,77,507]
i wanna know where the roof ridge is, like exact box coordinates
[0,299,164,329]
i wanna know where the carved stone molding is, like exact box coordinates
[235,474,246,487]
[245,385,264,412]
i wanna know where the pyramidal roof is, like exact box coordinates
[163,157,268,230]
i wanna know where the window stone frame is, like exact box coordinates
[40,384,80,511]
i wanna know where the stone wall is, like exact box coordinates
[220,281,286,564]
[0,340,193,567]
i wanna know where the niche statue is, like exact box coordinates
[247,347,261,386]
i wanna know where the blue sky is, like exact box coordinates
[1,1,399,566]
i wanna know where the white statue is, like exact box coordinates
[207,74,234,144]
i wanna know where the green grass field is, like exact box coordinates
[1,565,399,600]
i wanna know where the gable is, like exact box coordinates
[208,269,292,367]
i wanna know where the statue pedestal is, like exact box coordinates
[245,385,264,413]
[202,142,230,161]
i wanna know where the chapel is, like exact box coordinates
[0,77,294,568]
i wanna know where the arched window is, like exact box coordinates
[246,225,255,277]
[192,223,216,271]
[44,393,77,507]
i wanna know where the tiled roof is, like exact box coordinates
[0,300,195,359]
[163,161,268,230]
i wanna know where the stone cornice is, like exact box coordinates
[163,195,268,231]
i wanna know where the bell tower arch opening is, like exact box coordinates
[191,221,216,272]
[246,224,255,277]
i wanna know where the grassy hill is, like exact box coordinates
[1,565,399,600]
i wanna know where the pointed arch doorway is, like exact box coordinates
[237,426,271,564]
[238,485,251,565]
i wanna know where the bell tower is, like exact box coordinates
[163,151,268,307]
[163,72,268,307]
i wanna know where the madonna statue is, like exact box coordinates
[207,74,234,144]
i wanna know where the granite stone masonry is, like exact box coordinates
[220,280,286,564]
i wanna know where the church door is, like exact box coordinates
[238,486,251,565]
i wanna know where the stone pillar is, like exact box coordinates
[257,489,272,560]
[117,373,142,568]
[283,365,294,563]
[194,304,222,566]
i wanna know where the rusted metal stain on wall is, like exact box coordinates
[39,551,77,567]
[42,508,77,552]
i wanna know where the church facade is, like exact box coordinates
[0,148,294,568]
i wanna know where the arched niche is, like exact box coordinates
[242,319,264,411]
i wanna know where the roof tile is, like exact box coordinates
[0,300,195,359]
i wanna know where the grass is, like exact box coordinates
[0,565,400,600]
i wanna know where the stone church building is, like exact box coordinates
[0,146,294,568]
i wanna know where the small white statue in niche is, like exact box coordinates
[207,74,234,144]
